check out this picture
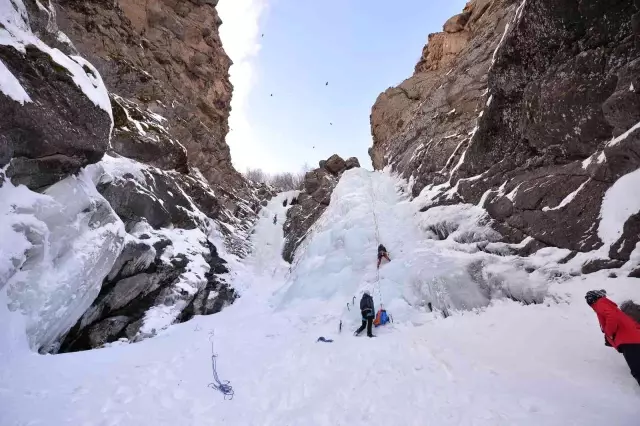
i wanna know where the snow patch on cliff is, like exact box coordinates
[599,168,640,247]
[0,0,112,126]
[0,59,31,103]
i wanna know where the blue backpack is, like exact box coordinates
[373,309,391,327]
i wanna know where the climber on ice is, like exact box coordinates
[355,291,375,338]
[586,290,640,387]
[377,244,390,268]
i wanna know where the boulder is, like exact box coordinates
[345,157,361,170]
[304,168,332,194]
[324,154,347,175]
[620,301,640,324]
[86,316,130,348]
[443,12,471,33]
[581,259,626,275]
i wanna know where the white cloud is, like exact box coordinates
[217,0,272,173]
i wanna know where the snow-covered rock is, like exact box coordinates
[0,0,113,190]
[58,155,264,352]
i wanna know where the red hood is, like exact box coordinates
[592,297,618,311]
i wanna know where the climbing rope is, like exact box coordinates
[208,331,234,400]
[367,175,382,245]
[367,175,386,308]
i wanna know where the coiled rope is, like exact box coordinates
[207,331,234,400]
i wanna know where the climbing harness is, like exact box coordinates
[207,331,234,400]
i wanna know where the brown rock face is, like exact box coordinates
[370,0,640,267]
[324,154,348,175]
[371,0,513,172]
[443,12,472,34]
[54,0,239,186]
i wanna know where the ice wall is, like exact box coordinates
[1,170,125,352]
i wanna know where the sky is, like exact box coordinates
[218,0,468,174]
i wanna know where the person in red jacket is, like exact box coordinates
[586,290,640,386]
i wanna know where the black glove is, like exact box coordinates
[604,336,612,347]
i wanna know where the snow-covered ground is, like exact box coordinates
[1,170,639,426]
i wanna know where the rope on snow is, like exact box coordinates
[208,331,234,400]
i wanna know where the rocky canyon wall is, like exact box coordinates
[370,0,640,273]
[53,0,240,188]
[1,0,269,353]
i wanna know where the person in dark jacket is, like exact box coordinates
[377,244,390,269]
[586,290,640,386]
[355,291,375,337]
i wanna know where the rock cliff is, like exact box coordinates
[370,0,640,273]
[54,0,239,187]
[0,0,269,353]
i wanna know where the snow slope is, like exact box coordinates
[1,171,639,426]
